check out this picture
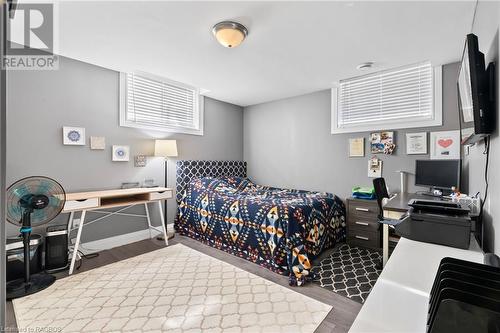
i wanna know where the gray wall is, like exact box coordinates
[6,56,244,242]
[1,4,6,328]
[244,62,460,200]
[465,1,500,253]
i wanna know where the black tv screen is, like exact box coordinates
[457,33,493,144]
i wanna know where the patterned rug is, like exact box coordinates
[312,243,382,304]
[13,243,332,333]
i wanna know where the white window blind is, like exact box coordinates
[332,62,442,133]
[120,72,203,135]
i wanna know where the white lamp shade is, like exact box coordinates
[155,140,178,158]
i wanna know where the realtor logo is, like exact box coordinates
[3,3,59,70]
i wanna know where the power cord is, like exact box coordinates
[75,250,99,270]
[480,136,491,221]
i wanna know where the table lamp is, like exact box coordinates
[154,139,178,241]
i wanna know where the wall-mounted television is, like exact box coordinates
[457,33,495,145]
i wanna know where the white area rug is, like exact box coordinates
[13,243,332,332]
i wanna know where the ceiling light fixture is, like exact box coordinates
[356,62,375,70]
[212,21,248,48]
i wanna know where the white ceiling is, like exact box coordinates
[28,1,478,106]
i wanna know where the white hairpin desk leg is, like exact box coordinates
[382,224,389,266]
[67,211,74,242]
[158,201,168,246]
[145,203,152,239]
[69,210,86,275]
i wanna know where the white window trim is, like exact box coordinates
[331,65,443,134]
[119,72,204,136]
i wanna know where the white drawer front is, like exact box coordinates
[149,190,173,201]
[64,197,99,211]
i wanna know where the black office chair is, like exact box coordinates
[373,178,404,269]
[373,178,401,227]
[373,177,390,221]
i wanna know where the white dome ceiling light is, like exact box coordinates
[356,62,375,70]
[212,21,249,48]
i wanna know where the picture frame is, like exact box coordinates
[112,145,130,162]
[430,130,460,160]
[63,126,85,145]
[349,138,364,157]
[406,132,427,155]
[90,136,106,150]
[367,157,383,178]
[134,155,147,167]
[370,131,395,155]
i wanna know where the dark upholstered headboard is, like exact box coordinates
[175,160,247,202]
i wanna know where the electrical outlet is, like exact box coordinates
[72,218,81,229]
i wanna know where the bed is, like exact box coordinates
[174,160,346,285]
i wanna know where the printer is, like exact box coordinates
[394,199,471,249]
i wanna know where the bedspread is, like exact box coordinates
[175,177,346,285]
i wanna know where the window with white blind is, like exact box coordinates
[120,72,203,135]
[331,62,442,134]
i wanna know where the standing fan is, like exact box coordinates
[5,176,66,300]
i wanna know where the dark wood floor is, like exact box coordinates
[6,235,361,333]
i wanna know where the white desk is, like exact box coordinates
[63,187,173,275]
[349,237,483,333]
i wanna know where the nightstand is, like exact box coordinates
[346,197,381,250]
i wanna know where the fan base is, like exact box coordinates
[6,273,56,300]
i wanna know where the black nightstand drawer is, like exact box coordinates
[348,200,378,218]
[347,218,379,233]
[347,230,380,249]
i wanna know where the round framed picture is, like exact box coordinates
[112,145,130,161]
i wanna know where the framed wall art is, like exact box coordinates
[90,136,106,150]
[430,130,460,160]
[370,131,395,155]
[112,145,130,162]
[134,155,147,167]
[349,138,364,157]
[406,132,427,155]
[63,126,85,145]
[367,157,383,178]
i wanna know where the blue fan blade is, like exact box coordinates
[48,197,62,207]
[36,181,51,195]
[13,184,30,198]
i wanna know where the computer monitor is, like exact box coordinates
[415,160,461,190]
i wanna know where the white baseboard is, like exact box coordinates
[78,224,174,255]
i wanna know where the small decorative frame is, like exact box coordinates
[63,126,85,145]
[430,130,460,160]
[368,157,383,178]
[90,136,106,150]
[134,155,147,167]
[349,138,365,157]
[406,132,427,155]
[112,145,130,162]
[370,131,395,155]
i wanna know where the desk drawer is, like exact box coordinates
[63,198,99,211]
[348,230,380,249]
[148,190,173,201]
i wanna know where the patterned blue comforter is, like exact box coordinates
[175,177,346,285]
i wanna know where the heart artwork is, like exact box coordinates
[438,138,453,148]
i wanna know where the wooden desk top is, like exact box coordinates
[66,187,172,201]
